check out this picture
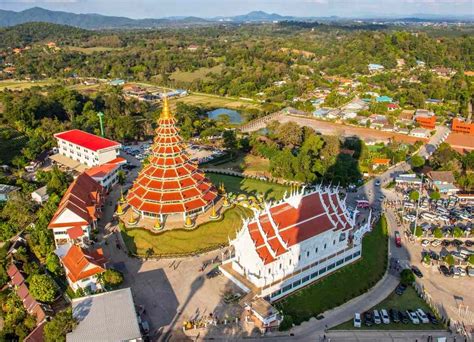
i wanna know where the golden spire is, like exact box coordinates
[160,95,172,120]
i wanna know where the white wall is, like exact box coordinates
[57,138,120,167]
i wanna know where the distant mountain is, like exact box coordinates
[0,7,210,29]
[217,10,295,22]
[0,7,471,29]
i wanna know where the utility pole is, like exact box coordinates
[97,112,105,137]
[412,173,424,235]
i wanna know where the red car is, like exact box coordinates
[395,231,402,247]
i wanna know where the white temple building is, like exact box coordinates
[220,186,371,302]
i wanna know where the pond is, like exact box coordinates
[207,108,242,124]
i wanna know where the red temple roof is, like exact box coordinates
[127,104,217,216]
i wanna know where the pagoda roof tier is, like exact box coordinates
[127,97,217,216]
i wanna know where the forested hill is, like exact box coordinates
[0,22,91,48]
[0,7,210,29]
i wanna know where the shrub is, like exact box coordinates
[44,308,76,342]
[468,255,474,265]
[279,314,294,331]
[400,269,415,285]
[414,226,423,237]
[422,254,431,265]
[409,190,419,201]
[453,227,464,238]
[429,191,441,200]
[101,269,124,288]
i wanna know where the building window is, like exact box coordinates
[324,243,327,249]
[292,279,301,287]
[279,263,282,270]
[345,255,353,262]
[268,269,271,274]
[353,251,361,257]
[319,267,326,275]
[306,251,310,257]
[327,263,335,270]
[310,272,318,279]
[336,259,344,266]
[282,284,292,293]
[298,255,301,261]
[271,289,282,298]
[302,275,310,283]
[289,259,292,266]
[315,247,318,253]
[339,233,346,241]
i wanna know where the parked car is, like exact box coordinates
[465,240,473,247]
[415,309,429,324]
[459,267,467,277]
[411,266,423,278]
[380,309,390,324]
[439,265,451,277]
[395,283,407,296]
[390,309,400,323]
[426,312,439,325]
[451,266,461,278]
[407,310,420,324]
[354,313,362,328]
[364,311,373,326]
[373,310,382,324]
[399,311,410,324]
[421,239,430,247]
[431,240,442,247]
[395,231,402,247]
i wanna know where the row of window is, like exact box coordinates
[270,250,361,299]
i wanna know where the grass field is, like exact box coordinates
[243,155,270,173]
[121,205,251,256]
[170,65,223,83]
[333,286,445,331]
[276,216,389,327]
[65,46,122,54]
[0,79,56,91]
[206,173,289,201]
[174,93,261,110]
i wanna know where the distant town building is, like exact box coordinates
[109,79,125,86]
[0,184,20,201]
[414,109,436,130]
[220,187,371,301]
[368,63,384,72]
[451,118,474,135]
[67,288,142,342]
[410,127,430,139]
[372,158,391,170]
[31,186,49,204]
[395,173,422,185]
[48,173,104,247]
[427,171,459,195]
[55,243,107,292]
[54,129,122,168]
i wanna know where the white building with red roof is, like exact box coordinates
[221,186,371,301]
[55,243,107,292]
[48,173,104,247]
[54,129,122,168]
[85,162,122,191]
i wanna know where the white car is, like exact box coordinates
[431,240,442,247]
[373,310,382,324]
[407,310,420,324]
[416,309,429,324]
[354,313,361,328]
[459,267,467,277]
[380,309,390,324]
[421,240,430,247]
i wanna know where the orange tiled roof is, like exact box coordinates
[48,174,103,230]
[61,245,106,283]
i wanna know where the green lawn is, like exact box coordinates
[170,65,223,83]
[276,216,388,327]
[206,173,289,201]
[333,286,446,331]
[121,205,251,256]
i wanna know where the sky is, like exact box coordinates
[0,0,472,18]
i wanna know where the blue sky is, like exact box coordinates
[0,0,472,18]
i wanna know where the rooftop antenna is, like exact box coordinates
[97,112,105,137]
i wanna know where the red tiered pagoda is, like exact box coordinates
[127,97,218,224]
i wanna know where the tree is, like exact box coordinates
[429,191,441,200]
[468,255,474,265]
[45,253,62,275]
[222,130,237,151]
[29,274,57,303]
[410,155,425,169]
[422,254,431,265]
[453,226,464,238]
[117,170,126,185]
[433,227,443,239]
[414,226,423,237]
[44,308,76,342]
[101,269,124,288]
[400,269,415,285]
[443,254,455,266]
[409,190,419,201]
